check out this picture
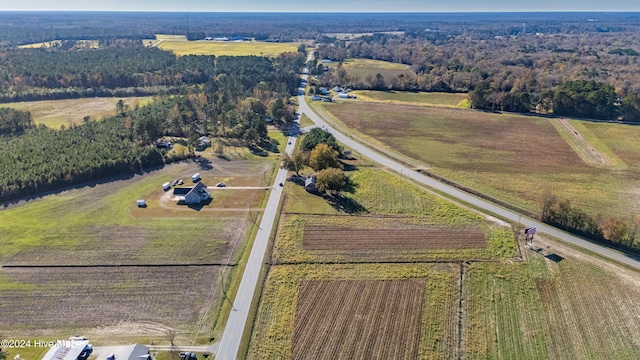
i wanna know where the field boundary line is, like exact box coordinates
[1,263,237,268]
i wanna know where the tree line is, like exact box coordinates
[541,194,640,252]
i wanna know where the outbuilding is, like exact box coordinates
[162,182,171,191]
[191,173,201,183]
[136,199,146,207]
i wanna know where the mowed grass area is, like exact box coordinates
[464,254,640,359]
[328,58,415,80]
[158,40,299,56]
[319,102,640,216]
[277,169,515,263]
[351,90,470,108]
[0,155,275,338]
[247,263,459,360]
[2,96,153,129]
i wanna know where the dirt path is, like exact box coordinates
[554,118,610,166]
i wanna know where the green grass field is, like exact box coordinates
[465,254,640,359]
[318,102,640,217]
[158,40,299,56]
[2,96,153,129]
[351,90,469,108]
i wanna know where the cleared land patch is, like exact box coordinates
[291,280,424,360]
[328,58,414,81]
[350,90,469,108]
[302,226,487,250]
[2,96,153,129]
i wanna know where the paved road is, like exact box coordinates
[214,110,300,360]
[297,91,640,271]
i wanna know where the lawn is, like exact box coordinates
[319,101,640,217]
[351,90,469,108]
[158,40,299,57]
[2,96,153,129]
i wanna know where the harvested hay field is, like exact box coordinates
[303,226,487,251]
[319,102,637,216]
[0,266,223,335]
[291,280,425,360]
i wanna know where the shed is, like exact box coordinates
[191,173,201,183]
[304,176,317,193]
[162,182,171,191]
[136,199,146,207]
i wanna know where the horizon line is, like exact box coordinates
[2,10,640,14]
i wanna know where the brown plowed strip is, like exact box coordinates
[303,226,487,250]
[291,280,425,360]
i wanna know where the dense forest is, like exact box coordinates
[0,46,216,102]
[0,51,304,202]
[312,21,640,121]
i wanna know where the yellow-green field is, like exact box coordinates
[158,40,299,56]
[2,96,153,129]
[351,90,470,108]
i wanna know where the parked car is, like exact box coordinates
[171,179,178,186]
[177,179,184,185]
[216,182,226,187]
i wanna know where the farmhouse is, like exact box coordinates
[173,182,211,204]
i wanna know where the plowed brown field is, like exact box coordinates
[290,280,425,360]
[0,266,222,334]
[303,226,487,250]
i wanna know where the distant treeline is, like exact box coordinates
[314,25,640,121]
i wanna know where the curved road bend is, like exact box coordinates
[215,67,310,359]
[297,92,640,271]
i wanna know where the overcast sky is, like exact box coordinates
[3,0,640,12]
